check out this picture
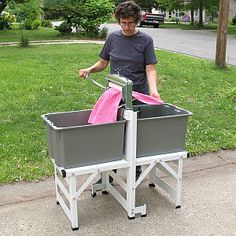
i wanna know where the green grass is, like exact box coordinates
[0,44,235,184]
[0,26,62,42]
[160,22,236,36]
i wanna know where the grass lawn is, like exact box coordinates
[159,22,236,36]
[0,26,61,42]
[0,44,235,184]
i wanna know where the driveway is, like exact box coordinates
[104,23,236,66]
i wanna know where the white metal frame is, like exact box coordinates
[52,109,187,230]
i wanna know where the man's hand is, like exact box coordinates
[150,89,160,99]
[79,68,90,78]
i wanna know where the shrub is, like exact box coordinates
[41,19,52,28]
[23,19,33,30]
[19,33,29,47]
[0,11,16,30]
[32,19,41,29]
[47,0,114,37]
[232,15,236,25]
[55,22,72,34]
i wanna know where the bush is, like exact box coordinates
[41,19,52,28]
[19,33,29,47]
[232,15,236,25]
[0,11,16,30]
[23,19,33,30]
[50,0,114,37]
[55,22,72,34]
[32,19,41,30]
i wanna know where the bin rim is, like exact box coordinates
[41,110,126,130]
[134,103,193,121]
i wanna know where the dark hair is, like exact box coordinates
[115,1,141,24]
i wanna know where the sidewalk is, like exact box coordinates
[0,39,105,46]
[0,149,235,235]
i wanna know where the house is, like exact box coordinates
[152,0,236,22]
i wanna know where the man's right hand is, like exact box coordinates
[79,68,90,78]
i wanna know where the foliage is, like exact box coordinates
[32,18,40,30]
[114,0,158,11]
[0,0,25,15]
[22,18,32,29]
[18,30,29,47]
[43,0,114,37]
[41,19,52,28]
[232,15,236,25]
[54,21,72,34]
[0,10,16,29]
[156,0,219,27]
[8,0,40,22]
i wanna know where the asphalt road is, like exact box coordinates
[104,23,236,66]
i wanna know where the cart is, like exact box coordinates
[41,74,192,230]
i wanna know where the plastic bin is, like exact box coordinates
[42,110,126,168]
[133,103,192,157]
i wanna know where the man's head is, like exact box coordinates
[115,1,141,24]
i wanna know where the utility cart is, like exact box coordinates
[41,74,192,230]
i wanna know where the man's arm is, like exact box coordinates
[79,58,109,78]
[146,64,160,98]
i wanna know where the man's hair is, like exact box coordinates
[115,1,141,24]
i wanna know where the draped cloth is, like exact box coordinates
[88,88,163,124]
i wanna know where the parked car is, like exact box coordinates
[137,10,165,28]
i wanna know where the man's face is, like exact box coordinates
[119,17,136,36]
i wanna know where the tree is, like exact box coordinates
[215,0,230,68]
[43,0,114,37]
[0,0,25,15]
[8,0,40,22]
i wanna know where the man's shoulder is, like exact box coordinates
[137,31,153,40]
[108,30,121,38]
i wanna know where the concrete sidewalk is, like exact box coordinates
[0,149,236,235]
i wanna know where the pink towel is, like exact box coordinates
[88,88,163,124]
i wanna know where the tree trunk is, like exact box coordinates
[198,0,203,27]
[215,0,230,68]
[190,9,194,25]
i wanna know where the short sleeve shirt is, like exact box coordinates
[99,30,157,94]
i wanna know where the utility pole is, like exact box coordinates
[215,0,230,68]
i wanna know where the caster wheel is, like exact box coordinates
[71,227,79,231]
[176,205,181,209]
[91,192,97,197]
[141,214,147,217]
[102,191,109,195]
[56,201,60,205]
[149,183,155,188]
[127,215,135,220]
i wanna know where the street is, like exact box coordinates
[104,23,236,66]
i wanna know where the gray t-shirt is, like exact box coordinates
[99,30,157,94]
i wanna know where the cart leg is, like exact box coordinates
[102,172,109,194]
[149,164,156,187]
[54,166,59,204]
[69,175,79,230]
[175,158,183,208]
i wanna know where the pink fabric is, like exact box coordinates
[88,88,163,124]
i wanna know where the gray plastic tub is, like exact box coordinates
[42,110,126,168]
[133,103,192,157]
